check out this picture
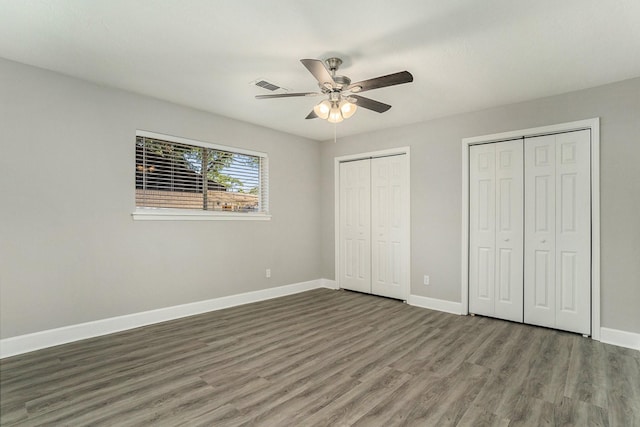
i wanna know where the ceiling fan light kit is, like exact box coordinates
[313,92,358,123]
[339,99,357,118]
[313,99,332,119]
[256,57,413,124]
[328,106,344,124]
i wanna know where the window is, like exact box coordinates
[133,131,269,220]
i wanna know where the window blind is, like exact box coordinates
[135,135,268,214]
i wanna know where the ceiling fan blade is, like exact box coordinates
[301,59,336,88]
[348,71,413,93]
[255,92,321,99]
[350,95,392,113]
[305,110,318,119]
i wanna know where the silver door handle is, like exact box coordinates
[503,238,510,242]
[541,239,546,243]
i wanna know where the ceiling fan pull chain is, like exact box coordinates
[334,123,337,144]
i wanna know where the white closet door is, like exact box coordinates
[525,135,557,328]
[371,155,408,299]
[524,130,591,334]
[495,141,524,322]
[339,160,371,294]
[469,140,523,321]
[554,130,591,334]
[469,144,497,316]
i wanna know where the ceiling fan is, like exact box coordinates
[255,57,413,123]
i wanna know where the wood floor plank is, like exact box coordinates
[1,288,638,426]
[239,370,362,426]
[553,396,609,427]
[564,335,609,408]
[349,369,440,426]
[504,394,555,426]
[20,342,213,417]
[304,366,414,426]
[520,330,573,404]
[392,361,490,426]
[174,403,241,427]
[456,404,510,427]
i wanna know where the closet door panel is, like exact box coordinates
[525,130,591,334]
[469,140,523,320]
[525,135,557,328]
[555,130,591,334]
[469,144,496,316]
[494,140,524,322]
[339,160,371,293]
[371,155,407,300]
[372,159,389,293]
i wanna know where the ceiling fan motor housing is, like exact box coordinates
[332,75,351,90]
[320,77,351,93]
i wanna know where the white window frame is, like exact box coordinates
[132,130,270,221]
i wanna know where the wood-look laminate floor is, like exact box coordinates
[1,289,639,426]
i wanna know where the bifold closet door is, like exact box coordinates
[339,160,371,294]
[524,130,591,335]
[339,160,371,293]
[339,155,408,299]
[370,155,408,300]
[469,140,524,322]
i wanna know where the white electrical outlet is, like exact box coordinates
[423,275,430,285]
[265,268,271,278]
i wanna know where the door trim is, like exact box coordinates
[335,147,411,301]
[461,118,601,340]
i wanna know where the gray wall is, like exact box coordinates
[0,58,322,339]
[320,77,640,334]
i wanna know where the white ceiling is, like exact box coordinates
[1,0,639,141]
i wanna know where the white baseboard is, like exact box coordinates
[319,278,338,290]
[408,294,463,315]
[1,279,334,359]
[600,327,640,351]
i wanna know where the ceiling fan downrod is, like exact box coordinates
[323,58,351,91]
[325,57,342,74]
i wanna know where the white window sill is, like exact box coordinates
[132,209,271,221]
